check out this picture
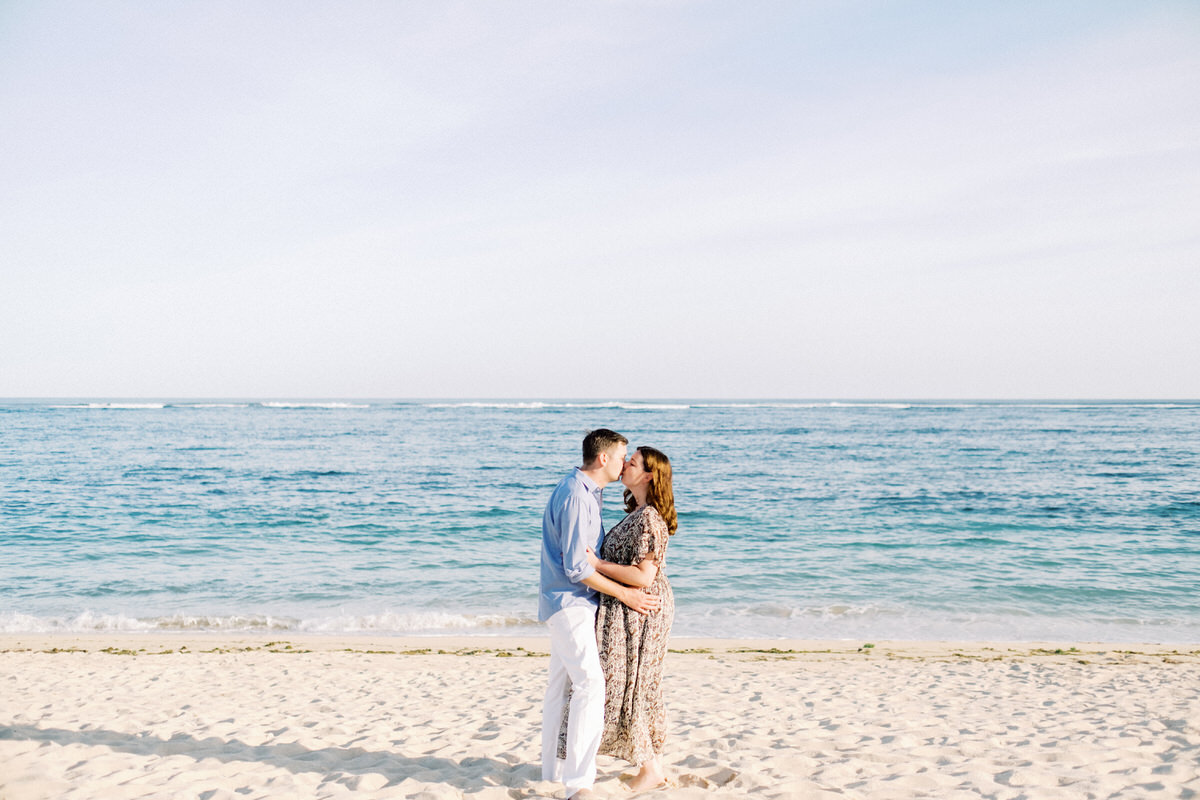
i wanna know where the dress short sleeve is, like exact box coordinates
[633,507,669,566]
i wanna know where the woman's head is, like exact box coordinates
[623,446,677,535]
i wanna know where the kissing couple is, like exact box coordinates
[538,428,678,798]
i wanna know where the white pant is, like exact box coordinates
[542,605,604,795]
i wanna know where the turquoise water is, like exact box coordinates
[2,400,1198,642]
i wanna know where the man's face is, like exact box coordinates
[602,443,628,484]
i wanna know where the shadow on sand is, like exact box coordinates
[0,722,535,793]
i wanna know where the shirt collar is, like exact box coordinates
[573,467,602,495]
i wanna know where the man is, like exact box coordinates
[540,428,661,799]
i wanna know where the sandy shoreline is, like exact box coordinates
[3,636,1198,799]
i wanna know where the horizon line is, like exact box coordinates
[4,396,1200,404]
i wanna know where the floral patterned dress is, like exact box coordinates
[596,506,676,764]
[556,505,675,764]
[554,510,676,767]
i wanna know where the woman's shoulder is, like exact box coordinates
[638,505,667,527]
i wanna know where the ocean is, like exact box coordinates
[2,400,1198,643]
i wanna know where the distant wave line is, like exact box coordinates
[258,402,370,409]
[424,401,692,410]
[50,402,168,409]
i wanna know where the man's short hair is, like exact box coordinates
[582,428,628,465]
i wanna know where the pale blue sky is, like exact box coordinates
[2,1,1198,398]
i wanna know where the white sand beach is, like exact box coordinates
[1,636,1198,799]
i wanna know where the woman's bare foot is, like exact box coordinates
[625,762,666,792]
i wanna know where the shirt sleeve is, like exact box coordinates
[560,494,598,583]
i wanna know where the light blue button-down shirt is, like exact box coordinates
[538,468,606,621]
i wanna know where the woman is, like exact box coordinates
[589,445,677,791]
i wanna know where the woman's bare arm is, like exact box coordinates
[587,548,659,588]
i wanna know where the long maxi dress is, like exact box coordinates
[556,505,675,764]
[598,505,676,764]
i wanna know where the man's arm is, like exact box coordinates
[559,495,598,583]
[580,572,661,615]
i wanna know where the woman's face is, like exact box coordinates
[621,449,652,492]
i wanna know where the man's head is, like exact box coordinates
[582,428,628,484]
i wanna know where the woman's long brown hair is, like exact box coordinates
[624,446,677,535]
